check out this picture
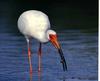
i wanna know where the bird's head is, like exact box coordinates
[47,30,60,49]
[47,30,67,71]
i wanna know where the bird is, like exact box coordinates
[17,10,67,81]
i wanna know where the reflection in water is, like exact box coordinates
[38,71,42,81]
[0,30,98,81]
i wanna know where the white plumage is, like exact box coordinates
[18,10,51,42]
[17,10,67,81]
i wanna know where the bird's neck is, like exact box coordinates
[34,32,49,43]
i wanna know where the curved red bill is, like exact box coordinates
[49,34,67,71]
[49,34,60,49]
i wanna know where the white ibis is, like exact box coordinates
[17,10,67,80]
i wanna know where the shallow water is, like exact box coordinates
[0,29,98,81]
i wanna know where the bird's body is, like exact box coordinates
[18,10,50,42]
[17,10,67,81]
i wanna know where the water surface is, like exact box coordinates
[0,29,98,81]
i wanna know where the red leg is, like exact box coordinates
[38,43,42,81]
[38,43,42,72]
[27,39,33,81]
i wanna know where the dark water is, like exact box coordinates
[0,29,98,81]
